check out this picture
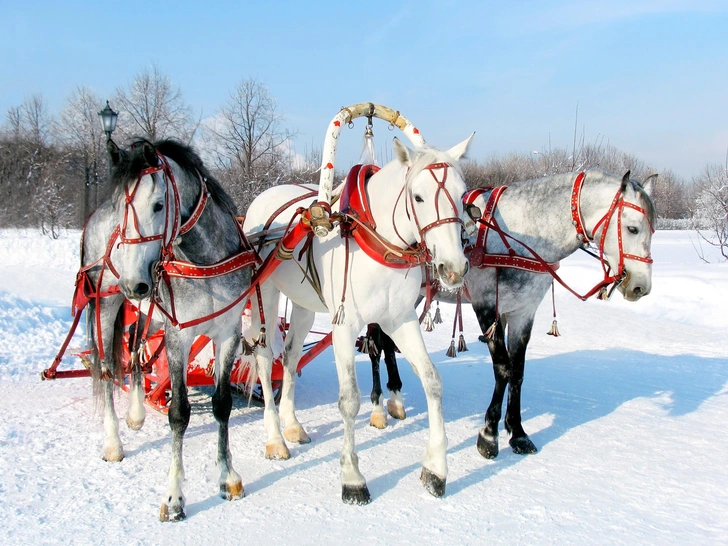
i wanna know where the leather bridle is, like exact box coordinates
[571,171,654,292]
[393,162,464,254]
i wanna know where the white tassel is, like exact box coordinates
[332,304,345,325]
[423,311,434,332]
[485,321,498,340]
[547,320,561,337]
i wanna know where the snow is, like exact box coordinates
[0,229,726,545]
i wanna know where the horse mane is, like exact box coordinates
[405,146,464,186]
[111,138,238,217]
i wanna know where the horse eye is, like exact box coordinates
[414,195,424,203]
[153,202,164,213]
[627,226,638,235]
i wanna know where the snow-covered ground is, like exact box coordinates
[0,229,726,545]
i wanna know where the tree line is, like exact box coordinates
[1,66,725,257]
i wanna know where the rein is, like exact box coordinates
[465,172,654,302]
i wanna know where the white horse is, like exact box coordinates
[244,136,472,504]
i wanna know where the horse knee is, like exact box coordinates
[212,390,233,423]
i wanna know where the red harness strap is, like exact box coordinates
[339,164,431,268]
[465,186,561,274]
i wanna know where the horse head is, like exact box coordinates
[108,139,175,301]
[600,171,657,302]
[392,135,473,289]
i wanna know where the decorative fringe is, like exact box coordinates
[257,327,267,348]
[457,334,468,353]
[367,337,379,356]
[356,336,367,354]
[547,320,561,337]
[332,304,345,325]
[446,339,457,358]
[433,304,443,324]
[423,311,434,332]
[484,321,498,340]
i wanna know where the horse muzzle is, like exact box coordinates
[618,270,651,302]
[120,280,152,301]
[437,260,469,289]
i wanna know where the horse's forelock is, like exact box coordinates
[109,138,238,217]
[405,147,465,188]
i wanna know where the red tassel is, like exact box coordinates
[457,334,468,352]
[485,321,497,340]
[546,320,561,337]
[446,339,457,358]
[356,336,367,354]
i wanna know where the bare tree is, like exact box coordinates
[56,86,108,222]
[205,77,295,208]
[691,163,728,261]
[114,65,200,143]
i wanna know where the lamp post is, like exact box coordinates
[90,100,118,217]
[98,100,118,143]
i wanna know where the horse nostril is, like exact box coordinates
[633,286,643,296]
[134,282,150,298]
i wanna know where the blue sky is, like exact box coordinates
[1,0,727,178]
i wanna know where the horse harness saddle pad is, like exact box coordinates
[340,164,427,268]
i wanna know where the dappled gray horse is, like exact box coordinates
[366,169,656,458]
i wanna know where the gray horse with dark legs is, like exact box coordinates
[367,169,657,458]
[107,138,254,521]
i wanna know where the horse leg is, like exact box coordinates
[385,315,447,497]
[250,286,289,460]
[474,305,509,460]
[382,331,406,420]
[159,335,192,522]
[504,313,538,455]
[124,312,149,431]
[214,332,245,500]
[280,303,313,444]
[367,324,388,429]
[333,324,371,505]
[89,298,125,462]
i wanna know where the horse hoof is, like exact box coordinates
[265,442,291,460]
[387,399,406,420]
[369,412,388,429]
[159,500,186,522]
[510,435,538,455]
[125,413,145,431]
[420,467,446,498]
[476,431,499,459]
[283,426,311,444]
[102,444,124,462]
[220,480,245,500]
[342,484,371,505]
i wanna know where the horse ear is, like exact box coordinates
[620,170,631,192]
[447,132,475,161]
[641,174,657,196]
[392,137,412,166]
[142,142,158,167]
[107,139,123,166]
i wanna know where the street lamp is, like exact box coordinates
[98,100,118,142]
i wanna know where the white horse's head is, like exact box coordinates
[599,171,657,301]
[392,135,474,289]
[109,139,174,301]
